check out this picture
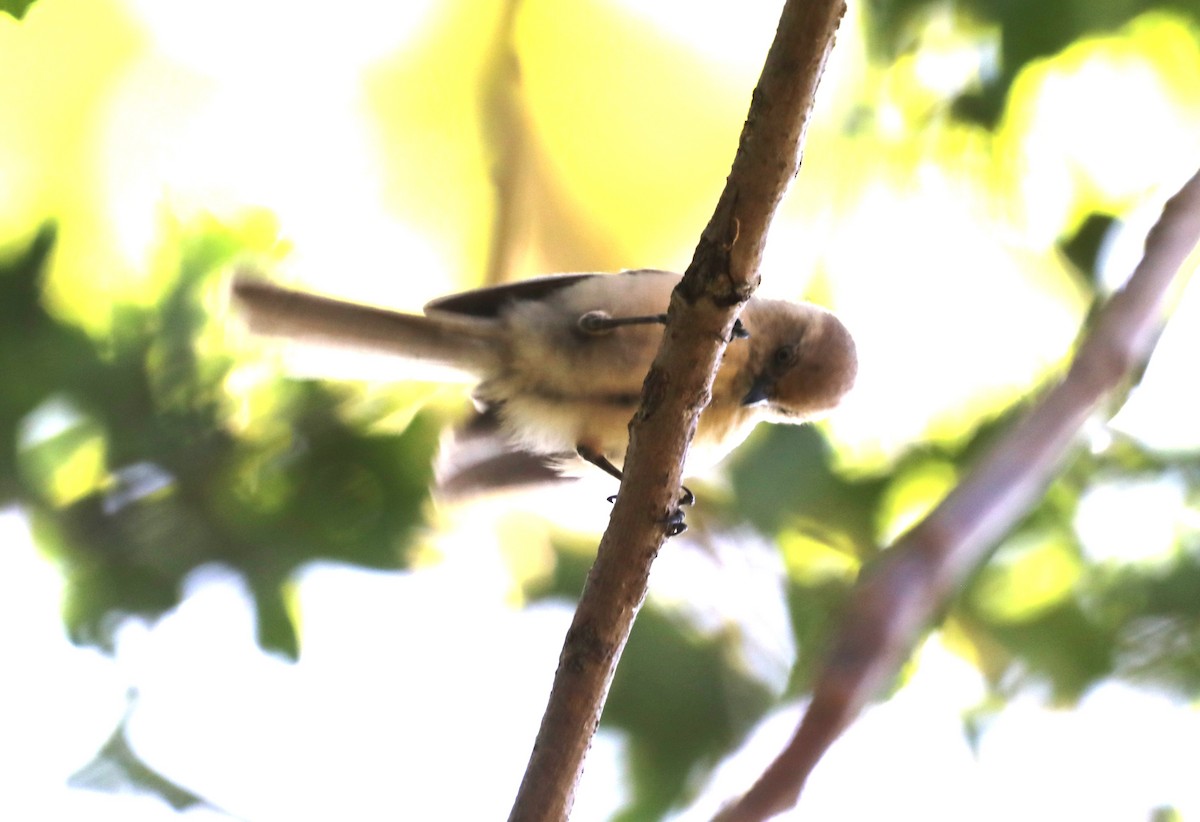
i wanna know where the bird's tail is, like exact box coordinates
[230,273,503,376]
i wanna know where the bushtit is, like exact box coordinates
[232,269,856,531]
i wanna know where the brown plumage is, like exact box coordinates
[231,269,857,480]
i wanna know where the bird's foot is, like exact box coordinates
[664,507,688,537]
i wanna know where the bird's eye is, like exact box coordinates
[772,345,797,368]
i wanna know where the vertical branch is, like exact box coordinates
[508,2,847,820]
[479,0,531,285]
[716,167,1200,821]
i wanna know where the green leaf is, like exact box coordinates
[0,0,37,20]
[604,608,775,819]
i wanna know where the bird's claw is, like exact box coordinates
[606,486,692,535]
[665,487,693,536]
[664,507,688,537]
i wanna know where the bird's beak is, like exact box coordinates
[741,374,772,406]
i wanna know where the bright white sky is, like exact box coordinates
[3,1,1200,820]
[6,503,1200,821]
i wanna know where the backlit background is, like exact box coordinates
[2,0,1199,819]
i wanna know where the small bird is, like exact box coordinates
[231,269,857,532]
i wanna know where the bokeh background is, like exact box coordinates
[2,0,1200,819]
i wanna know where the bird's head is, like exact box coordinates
[741,301,857,421]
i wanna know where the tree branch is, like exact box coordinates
[480,0,531,286]
[507,2,847,819]
[716,167,1200,821]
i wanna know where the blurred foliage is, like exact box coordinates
[1,224,439,656]
[69,707,209,812]
[2,0,1199,818]
[606,611,775,821]
[867,0,1200,124]
[0,0,36,19]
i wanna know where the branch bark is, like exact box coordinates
[507,2,847,819]
[716,167,1200,821]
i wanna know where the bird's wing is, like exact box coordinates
[433,406,575,499]
[423,273,602,318]
[423,270,678,318]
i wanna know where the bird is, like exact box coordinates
[231,269,857,534]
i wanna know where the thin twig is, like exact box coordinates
[716,167,1200,822]
[507,2,847,820]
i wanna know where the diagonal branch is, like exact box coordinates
[507,2,847,819]
[716,167,1200,822]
